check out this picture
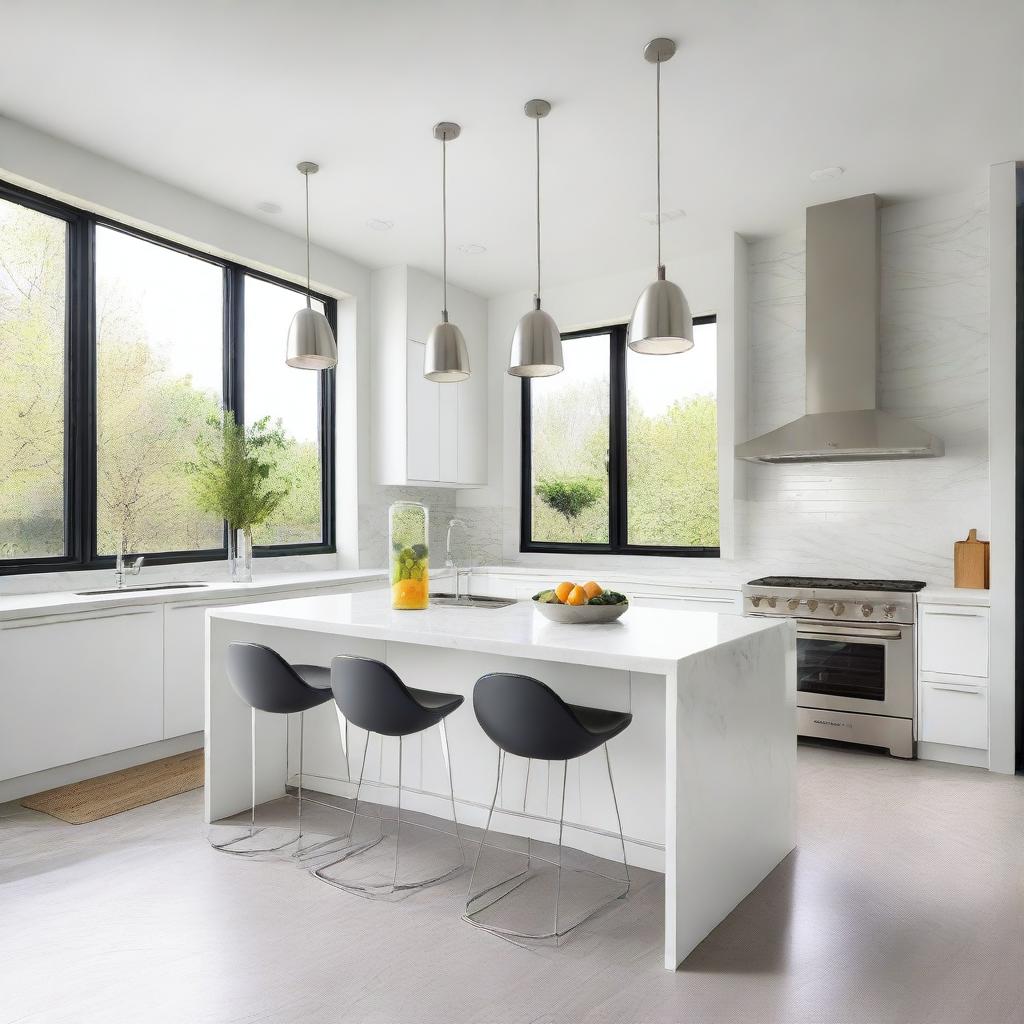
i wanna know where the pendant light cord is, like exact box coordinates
[535,114,542,307]
[304,170,312,309]
[656,58,663,272]
[441,136,448,321]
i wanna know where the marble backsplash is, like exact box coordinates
[358,489,503,571]
[739,188,990,585]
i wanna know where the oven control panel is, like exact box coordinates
[743,591,914,625]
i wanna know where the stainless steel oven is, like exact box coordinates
[742,576,924,759]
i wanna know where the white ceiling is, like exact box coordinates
[2,0,1022,297]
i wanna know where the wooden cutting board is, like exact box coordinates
[954,529,989,589]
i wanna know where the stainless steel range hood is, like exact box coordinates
[735,194,943,463]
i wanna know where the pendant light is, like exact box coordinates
[627,38,693,355]
[424,122,471,382]
[286,161,338,369]
[508,99,563,377]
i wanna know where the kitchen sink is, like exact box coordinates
[429,593,516,609]
[75,582,209,596]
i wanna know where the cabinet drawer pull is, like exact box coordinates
[1,607,157,630]
[929,683,984,694]
[925,611,986,618]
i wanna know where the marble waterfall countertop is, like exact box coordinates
[207,586,789,674]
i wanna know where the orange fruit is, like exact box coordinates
[554,581,575,604]
[582,580,603,599]
[566,585,588,607]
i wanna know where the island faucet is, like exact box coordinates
[114,536,145,590]
[445,518,469,600]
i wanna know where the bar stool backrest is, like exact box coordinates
[331,656,434,737]
[474,672,598,761]
[226,642,329,715]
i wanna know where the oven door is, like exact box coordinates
[796,620,914,719]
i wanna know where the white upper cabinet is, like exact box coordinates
[371,265,487,487]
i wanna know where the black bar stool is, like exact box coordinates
[465,672,632,944]
[211,642,334,858]
[308,655,466,899]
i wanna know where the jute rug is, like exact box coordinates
[20,748,204,824]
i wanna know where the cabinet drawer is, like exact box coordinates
[919,606,989,678]
[629,592,739,614]
[919,680,988,749]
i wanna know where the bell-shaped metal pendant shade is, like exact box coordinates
[508,304,563,377]
[627,271,694,355]
[424,318,470,382]
[286,306,338,369]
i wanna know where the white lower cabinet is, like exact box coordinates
[919,680,989,749]
[0,578,384,787]
[0,607,163,780]
[916,598,990,765]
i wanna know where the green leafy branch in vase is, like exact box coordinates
[185,413,292,535]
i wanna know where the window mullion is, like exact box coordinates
[609,324,628,550]
[71,217,97,565]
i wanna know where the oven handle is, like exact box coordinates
[797,621,904,640]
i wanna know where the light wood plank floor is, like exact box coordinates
[2,744,1023,1024]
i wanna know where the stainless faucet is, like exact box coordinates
[445,518,468,600]
[115,536,145,589]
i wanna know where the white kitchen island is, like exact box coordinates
[205,588,796,969]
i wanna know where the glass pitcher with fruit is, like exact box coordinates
[389,501,429,610]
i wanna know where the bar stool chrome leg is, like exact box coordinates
[464,743,630,944]
[211,708,340,858]
[310,721,465,899]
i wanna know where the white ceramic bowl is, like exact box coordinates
[532,599,628,624]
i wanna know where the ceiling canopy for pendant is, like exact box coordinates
[424,122,471,383]
[508,98,563,378]
[286,161,339,370]
[627,38,694,356]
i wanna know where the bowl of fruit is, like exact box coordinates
[532,581,629,624]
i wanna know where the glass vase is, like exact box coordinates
[389,501,429,609]
[229,526,253,583]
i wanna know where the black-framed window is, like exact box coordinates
[0,178,336,575]
[521,317,719,557]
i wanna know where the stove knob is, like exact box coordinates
[883,604,896,618]
[831,601,846,616]
[750,595,763,608]
[806,599,818,613]
[787,598,801,611]
[766,596,778,609]
[861,603,873,617]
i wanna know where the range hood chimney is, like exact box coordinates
[735,193,943,463]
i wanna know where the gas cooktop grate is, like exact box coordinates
[746,576,926,593]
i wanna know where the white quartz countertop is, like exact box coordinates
[208,587,791,674]
[0,569,387,622]
[918,585,991,607]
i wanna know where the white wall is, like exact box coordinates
[987,161,1017,774]
[0,115,370,589]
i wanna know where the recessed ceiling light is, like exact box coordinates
[458,243,487,255]
[809,166,844,182]
[256,201,281,214]
[366,217,394,231]
[639,207,685,226]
